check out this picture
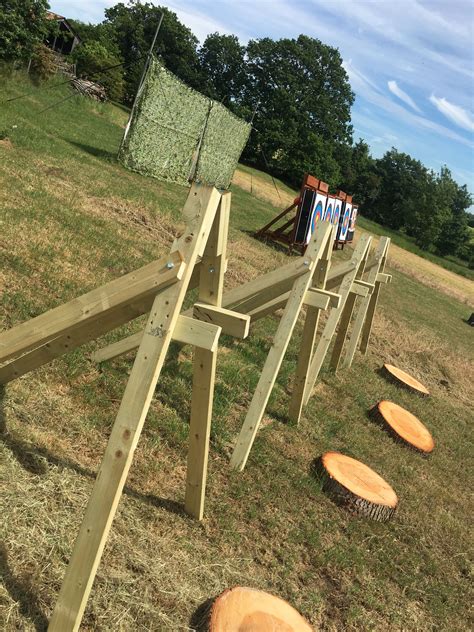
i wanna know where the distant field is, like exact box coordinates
[0,75,472,631]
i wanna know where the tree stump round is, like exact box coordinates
[370,400,434,454]
[209,586,313,631]
[319,452,398,522]
[382,363,429,396]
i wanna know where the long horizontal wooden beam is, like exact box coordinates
[0,251,185,365]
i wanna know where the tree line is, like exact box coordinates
[1,0,472,265]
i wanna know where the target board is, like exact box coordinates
[306,191,329,244]
[324,195,335,223]
[294,188,316,244]
[337,201,352,242]
[332,197,343,226]
[346,204,358,243]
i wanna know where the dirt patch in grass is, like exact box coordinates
[0,138,13,149]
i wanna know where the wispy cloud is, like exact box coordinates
[429,95,474,132]
[388,80,421,113]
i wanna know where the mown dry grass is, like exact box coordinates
[0,76,473,631]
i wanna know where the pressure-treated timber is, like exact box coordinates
[381,363,430,396]
[359,240,391,355]
[288,227,335,425]
[48,183,221,632]
[349,283,370,298]
[208,586,313,632]
[230,221,333,471]
[91,258,358,364]
[302,234,372,405]
[318,451,398,522]
[193,303,250,339]
[184,192,230,520]
[0,250,184,366]
[370,400,434,454]
[343,237,390,369]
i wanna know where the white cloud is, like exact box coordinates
[388,80,421,113]
[429,95,474,132]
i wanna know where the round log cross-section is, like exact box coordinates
[209,586,313,631]
[382,363,430,396]
[320,452,398,522]
[370,401,434,454]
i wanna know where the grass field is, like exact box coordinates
[0,75,473,631]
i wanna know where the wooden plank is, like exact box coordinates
[288,228,335,425]
[0,250,184,365]
[354,237,392,366]
[185,192,230,520]
[230,222,333,472]
[350,283,370,298]
[305,288,341,310]
[376,272,392,284]
[193,303,250,339]
[343,237,390,368]
[48,183,221,632]
[302,234,372,406]
[90,258,358,364]
[329,240,372,373]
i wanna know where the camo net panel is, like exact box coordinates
[119,57,251,189]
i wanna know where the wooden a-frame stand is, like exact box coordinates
[0,179,390,628]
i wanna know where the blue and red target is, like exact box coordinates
[333,203,341,225]
[323,203,332,222]
[311,200,324,232]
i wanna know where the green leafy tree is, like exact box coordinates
[435,173,472,257]
[74,41,125,102]
[0,0,50,63]
[104,1,202,103]
[240,35,353,187]
[199,33,247,104]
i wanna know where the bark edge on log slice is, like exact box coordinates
[209,586,314,632]
[382,363,430,397]
[319,451,398,522]
[370,400,434,454]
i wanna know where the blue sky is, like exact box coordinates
[52,0,474,207]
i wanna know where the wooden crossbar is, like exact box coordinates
[0,250,184,366]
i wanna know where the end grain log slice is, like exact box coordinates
[382,364,430,397]
[209,586,313,632]
[320,452,398,522]
[370,401,434,454]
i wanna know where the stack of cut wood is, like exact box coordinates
[71,78,107,101]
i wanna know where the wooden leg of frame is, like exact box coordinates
[48,184,221,632]
[230,222,333,472]
[302,234,372,406]
[184,192,230,520]
[328,292,357,372]
[344,237,390,366]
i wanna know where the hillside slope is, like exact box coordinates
[0,78,472,631]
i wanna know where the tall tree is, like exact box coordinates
[240,35,353,187]
[199,33,247,105]
[104,1,201,103]
[0,0,50,63]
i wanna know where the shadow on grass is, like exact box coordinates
[241,229,301,257]
[64,139,119,162]
[0,544,48,631]
[0,386,184,517]
[189,596,215,631]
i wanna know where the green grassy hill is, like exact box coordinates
[0,75,473,631]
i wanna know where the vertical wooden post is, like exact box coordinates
[230,222,333,472]
[48,184,221,632]
[184,192,230,520]
[302,234,372,406]
[343,237,390,366]
[359,238,391,356]
[288,226,334,425]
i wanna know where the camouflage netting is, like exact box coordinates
[119,57,251,189]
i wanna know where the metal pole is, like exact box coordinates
[121,11,164,146]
